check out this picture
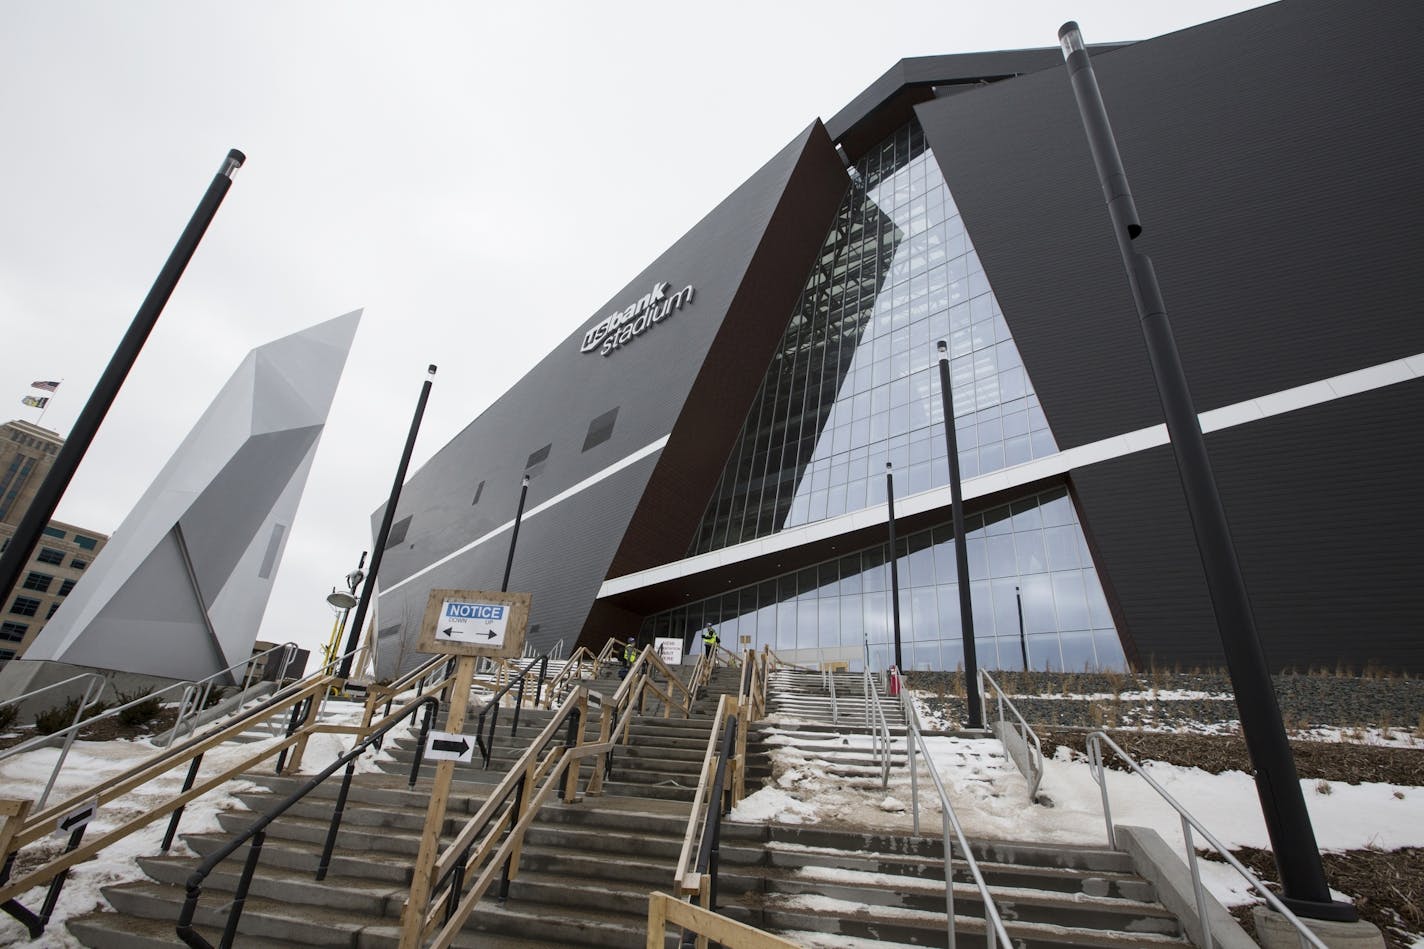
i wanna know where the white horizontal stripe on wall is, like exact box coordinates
[381,435,669,596]
[598,352,1424,598]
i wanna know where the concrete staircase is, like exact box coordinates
[63,661,1198,948]
[729,666,1192,948]
[65,664,741,948]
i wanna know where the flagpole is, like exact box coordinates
[35,379,62,428]
[0,150,245,612]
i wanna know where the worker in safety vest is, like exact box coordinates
[700,624,719,658]
[619,636,638,679]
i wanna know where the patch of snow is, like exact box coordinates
[737,725,1424,916]
[729,786,820,824]
[0,699,402,947]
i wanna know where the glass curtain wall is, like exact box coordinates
[690,119,1056,555]
[646,486,1126,672]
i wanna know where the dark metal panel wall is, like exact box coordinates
[910,0,1424,670]
[372,122,846,662]
[916,0,1424,450]
[1071,380,1424,672]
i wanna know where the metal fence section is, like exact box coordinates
[979,670,1045,802]
[899,685,1014,949]
[1086,731,1328,949]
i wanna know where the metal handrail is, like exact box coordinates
[1086,731,1329,949]
[175,692,440,948]
[900,686,1014,949]
[161,641,305,748]
[473,653,549,767]
[979,670,1045,802]
[0,673,109,811]
[824,667,839,725]
[0,672,109,712]
[862,669,892,788]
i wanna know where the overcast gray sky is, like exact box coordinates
[1,1,1269,666]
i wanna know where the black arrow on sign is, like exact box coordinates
[439,626,455,638]
[60,807,94,832]
[432,737,470,756]
[485,629,497,639]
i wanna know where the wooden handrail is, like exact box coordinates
[647,891,800,949]
[674,693,733,895]
[540,646,599,707]
[0,667,452,906]
[406,685,600,948]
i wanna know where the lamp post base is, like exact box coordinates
[1251,905,1384,949]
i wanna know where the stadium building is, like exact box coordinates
[370,0,1424,677]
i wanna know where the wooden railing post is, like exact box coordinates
[563,687,588,802]
[400,654,476,949]
[281,683,326,774]
[587,696,611,797]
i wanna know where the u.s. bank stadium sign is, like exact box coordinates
[581,281,695,356]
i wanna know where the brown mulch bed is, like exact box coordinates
[1211,846,1424,949]
[1038,728,1424,786]
[0,706,183,751]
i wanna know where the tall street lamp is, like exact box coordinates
[323,552,366,674]
[338,365,437,680]
[1058,22,1350,921]
[501,475,531,593]
[935,340,984,729]
[884,463,904,672]
[0,150,246,607]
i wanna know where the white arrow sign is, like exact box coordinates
[424,730,475,763]
[435,597,510,647]
[55,796,98,837]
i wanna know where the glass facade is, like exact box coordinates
[690,119,1056,555]
[647,487,1124,672]
[662,119,1125,671]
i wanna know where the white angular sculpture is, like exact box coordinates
[24,311,361,682]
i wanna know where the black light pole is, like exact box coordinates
[500,475,531,593]
[884,463,904,672]
[935,341,984,729]
[1016,586,1029,671]
[0,149,246,605]
[338,365,437,680]
[1059,22,1348,920]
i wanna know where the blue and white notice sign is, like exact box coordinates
[437,597,511,647]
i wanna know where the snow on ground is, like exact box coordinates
[731,725,1424,914]
[0,697,416,947]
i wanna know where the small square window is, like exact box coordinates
[36,548,65,565]
[74,535,98,551]
[525,444,551,469]
[58,579,76,597]
[0,621,27,643]
[22,572,53,593]
[70,559,87,570]
[42,526,65,540]
[46,603,59,619]
[10,597,40,617]
[581,407,619,452]
[384,515,412,549]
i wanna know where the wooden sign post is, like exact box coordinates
[401,589,530,948]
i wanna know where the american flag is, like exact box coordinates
[31,380,60,392]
